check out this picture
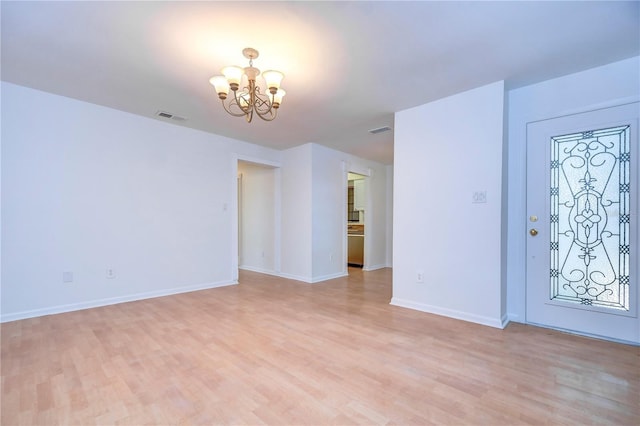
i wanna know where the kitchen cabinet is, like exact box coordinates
[354,179,365,211]
[347,185,360,222]
[348,235,364,266]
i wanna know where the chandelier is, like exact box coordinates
[209,48,285,123]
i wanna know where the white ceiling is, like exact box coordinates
[2,1,639,165]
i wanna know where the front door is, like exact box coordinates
[526,102,639,343]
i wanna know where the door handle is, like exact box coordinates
[529,228,538,237]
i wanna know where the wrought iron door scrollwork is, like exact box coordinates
[550,125,631,311]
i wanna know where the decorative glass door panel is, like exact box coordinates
[550,125,630,311]
[526,102,639,343]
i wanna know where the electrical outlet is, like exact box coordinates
[416,270,424,283]
[106,268,116,279]
[329,252,333,262]
[63,271,73,283]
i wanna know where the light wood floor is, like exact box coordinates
[2,268,639,425]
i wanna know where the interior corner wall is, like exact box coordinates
[361,158,390,272]
[386,165,394,268]
[392,81,506,328]
[0,82,281,322]
[309,143,390,282]
[279,144,313,282]
[501,89,510,321]
[360,159,392,271]
[310,144,347,281]
[279,142,390,284]
[506,56,640,323]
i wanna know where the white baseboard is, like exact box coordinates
[241,266,345,284]
[310,271,348,283]
[390,297,508,329]
[507,313,522,324]
[276,272,313,283]
[241,264,384,283]
[362,263,389,272]
[270,271,348,284]
[500,313,510,329]
[239,265,282,277]
[1,279,238,323]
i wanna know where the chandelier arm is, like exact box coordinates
[232,88,251,113]
[249,79,257,108]
[245,106,254,123]
[221,99,249,117]
[253,92,275,115]
[255,110,277,122]
[255,105,278,121]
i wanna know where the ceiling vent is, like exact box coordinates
[368,126,392,134]
[156,110,187,122]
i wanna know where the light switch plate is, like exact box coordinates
[472,191,487,203]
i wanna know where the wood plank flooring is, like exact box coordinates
[2,268,639,425]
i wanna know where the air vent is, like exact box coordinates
[368,126,392,134]
[156,111,187,121]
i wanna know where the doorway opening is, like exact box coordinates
[237,160,281,277]
[347,172,367,269]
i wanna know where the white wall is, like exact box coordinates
[279,144,313,282]
[1,82,394,321]
[237,161,277,274]
[311,144,390,280]
[311,144,347,280]
[0,82,282,321]
[507,56,640,322]
[279,143,390,283]
[386,165,394,268]
[392,81,507,328]
[359,159,389,271]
